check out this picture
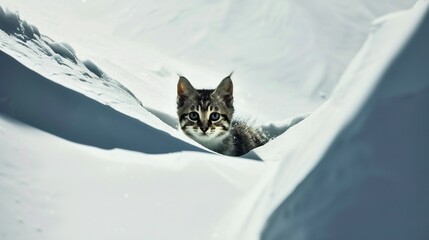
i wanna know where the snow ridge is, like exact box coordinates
[0,50,204,154]
[0,6,143,109]
[261,2,429,240]
[0,7,205,154]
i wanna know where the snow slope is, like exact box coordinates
[225,2,429,239]
[0,115,265,240]
[0,50,201,154]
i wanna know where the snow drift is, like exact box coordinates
[0,6,204,154]
[0,114,265,240]
[262,6,429,238]
[0,51,203,154]
[226,2,429,240]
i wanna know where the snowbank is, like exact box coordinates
[0,114,265,240]
[225,2,429,239]
[0,8,202,154]
[0,51,203,154]
[0,7,39,41]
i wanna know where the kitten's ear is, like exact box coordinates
[213,75,233,104]
[177,76,197,97]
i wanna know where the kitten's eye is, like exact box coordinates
[188,112,199,121]
[210,112,220,121]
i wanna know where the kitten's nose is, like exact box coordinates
[200,127,209,133]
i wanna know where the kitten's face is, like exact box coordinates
[177,76,234,143]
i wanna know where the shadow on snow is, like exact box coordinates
[0,51,205,154]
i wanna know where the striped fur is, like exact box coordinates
[177,75,268,156]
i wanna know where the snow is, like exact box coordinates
[1,0,428,240]
[261,4,429,237]
[0,114,265,240]
[83,59,104,78]
[0,50,204,154]
[46,41,77,64]
[226,1,429,240]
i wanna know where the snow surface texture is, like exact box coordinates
[1,1,428,240]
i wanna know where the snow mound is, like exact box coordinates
[0,8,151,113]
[0,7,142,110]
[0,7,39,40]
[83,59,104,78]
[45,41,77,64]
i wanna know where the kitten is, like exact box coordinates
[177,75,268,156]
